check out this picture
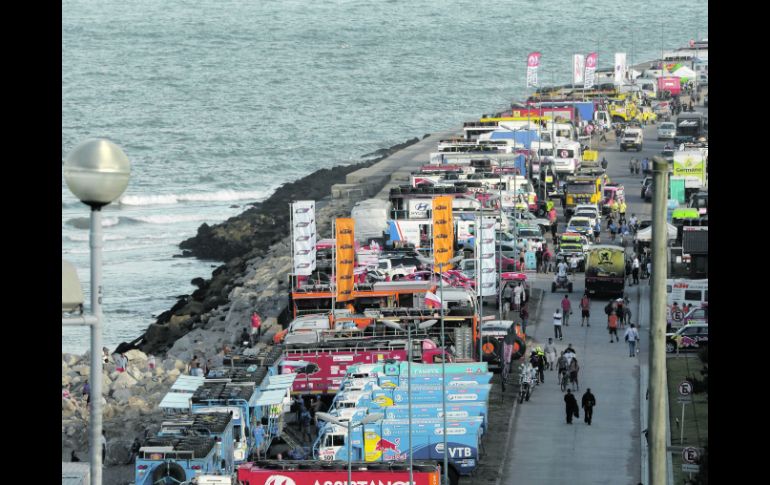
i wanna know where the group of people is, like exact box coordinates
[628,157,653,176]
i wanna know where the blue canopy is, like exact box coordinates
[489,129,540,149]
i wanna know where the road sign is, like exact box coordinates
[682,447,700,464]
[682,464,700,473]
[678,380,693,396]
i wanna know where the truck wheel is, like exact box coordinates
[511,336,526,360]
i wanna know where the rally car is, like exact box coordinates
[665,323,708,353]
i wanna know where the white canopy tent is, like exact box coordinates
[634,223,678,242]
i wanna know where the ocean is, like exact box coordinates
[62,0,708,354]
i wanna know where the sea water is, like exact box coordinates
[62,0,708,353]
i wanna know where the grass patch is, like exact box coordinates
[667,354,708,483]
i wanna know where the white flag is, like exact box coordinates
[573,54,585,84]
[614,52,627,85]
[526,52,541,88]
[584,52,598,89]
[292,201,316,275]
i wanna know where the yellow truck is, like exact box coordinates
[585,245,626,297]
[564,174,604,217]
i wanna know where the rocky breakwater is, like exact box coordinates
[62,349,188,464]
[136,136,426,358]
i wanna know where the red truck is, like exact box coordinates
[657,76,681,96]
[280,338,451,395]
[238,461,440,485]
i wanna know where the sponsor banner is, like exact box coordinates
[408,199,432,218]
[584,52,598,89]
[240,470,440,485]
[672,152,706,186]
[614,52,627,85]
[475,217,497,297]
[526,51,541,88]
[292,201,316,275]
[335,218,355,302]
[573,54,585,84]
[432,196,455,271]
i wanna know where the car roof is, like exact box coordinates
[569,216,590,222]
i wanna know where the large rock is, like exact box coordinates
[126,349,148,362]
[111,372,138,390]
[112,388,133,404]
[71,365,90,376]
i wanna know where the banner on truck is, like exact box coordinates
[573,54,585,84]
[476,216,497,297]
[584,52,598,88]
[614,52,627,85]
[292,200,316,275]
[432,196,455,271]
[526,52,541,88]
[335,218,355,302]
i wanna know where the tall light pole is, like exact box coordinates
[383,319,438,485]
[648,157,669,484]
[316,412,384,485]
[62,139,131,485]
[417,254,462,485]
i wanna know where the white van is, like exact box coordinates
[666,279,708,328]
[635,78,658,99]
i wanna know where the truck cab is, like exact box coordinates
[620,128,643,151]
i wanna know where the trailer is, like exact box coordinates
[280,339,452,395]
[315,417,484,485]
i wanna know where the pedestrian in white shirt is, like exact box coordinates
[553,309,563,340]
[624,324,640,357]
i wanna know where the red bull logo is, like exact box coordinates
[375,437,401,452]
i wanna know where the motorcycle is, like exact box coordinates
[551,269,573,293]
[518,363,535,403]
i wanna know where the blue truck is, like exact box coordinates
[338,372,492,395]
[315,417,484,485]
[327,401,489,433]
[156,412,235,469]
[135,435,225,485]
[345,361,488,379]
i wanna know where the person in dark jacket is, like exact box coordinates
[582,389,597,425]
[564,389,579,424]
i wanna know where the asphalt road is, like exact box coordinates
[496,97,707,485]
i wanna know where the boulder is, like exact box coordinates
[126,349,148,362]
[72,365,90,376]
[166,368,181,381]
[112,388,133,404]
[111,372,138,390]
[63,353,79,367]
[106,440,130,466]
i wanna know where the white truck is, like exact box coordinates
[620,128,643,151]
[552,141,582,174]
[377,258,417,279]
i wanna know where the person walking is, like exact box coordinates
[568,357,580,391]
[544,338,558,371]
[513,284,523,313]
[561,295,572,326]
[520,304,529,334]
[579,293,591,326]
[608,310,619,343]
[624,324,640,357]
[632,256,640,285]
[615,299,625,329]
[625,259,633,285]
[126,437,141,465]
[250,311,262,346]
[543,245,552,273]
[582,389,596,425]
[535,247,543,274]
[564,389,579,424]
[593,220,601,242]
[82,379,91,405]
[553,308,564,340]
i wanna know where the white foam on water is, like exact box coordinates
[119,189,268,206]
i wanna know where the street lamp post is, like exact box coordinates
[417,254,462,485]
[62,139,131,485]
[383,319,437,485]
[316,412,384,485]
